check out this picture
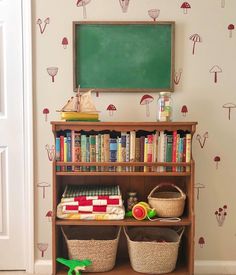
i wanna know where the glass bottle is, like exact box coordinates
[127,192,138,211]
[157,92,173,122]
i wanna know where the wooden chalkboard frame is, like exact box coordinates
[73,21,175,93]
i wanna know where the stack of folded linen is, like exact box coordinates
[57,184,125,220]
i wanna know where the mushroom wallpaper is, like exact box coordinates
[33,0,236,273]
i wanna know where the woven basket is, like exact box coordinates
[148,184,186,218]
[124,226,184,274]
[62,226,121,272]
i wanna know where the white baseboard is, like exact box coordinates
[34,260,236,274]
[195,260,236,274]
[34,260,52,274]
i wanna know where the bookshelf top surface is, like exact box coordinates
[51,121,197,132]
[51,121,197,126]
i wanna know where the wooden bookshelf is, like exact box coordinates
[51,121,197,275]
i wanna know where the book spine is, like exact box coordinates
[147,134,153,172]
[74,131,81,171]
[139,136,145,171]
[177,136,184,172]
[175,133,180,172]
[144,137,148,172]
[117,137,122,172]
[109,138,117,171]
[185,133,192,172]
[55,137,60,172]
[103,133,110,171]
[81,134,87,171]
[126,133,130,171]
[100,134,104,171]
[89,135,96,171]
[157,131,165,172]
[130,131,136,172]
[66,131,72,172]
[95,134,100,171]
[121,132,126,171]
[135,137,140,171]
[166,133,173,172]
[63,136,67,172]
[172,130,177,172]
[60,135,65,171]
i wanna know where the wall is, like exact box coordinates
[32,0,236,273]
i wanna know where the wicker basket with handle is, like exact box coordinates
[124,226,184,274]
[61,226,121,272]
[148,183,186,218]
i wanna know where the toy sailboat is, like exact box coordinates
[58,88,99,121]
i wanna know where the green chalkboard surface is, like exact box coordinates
[73,21,175,92]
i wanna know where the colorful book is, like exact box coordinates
[55,137,60,171]
[117,137,122,172]
[96,134,101,171]
[103,133,110,171]
[172,130,177,172]
[157,131,165,172]
[147,134,153,172]
[81,134,87,171]
[185,133,192,172]
[166,133,173,172]
[135,137,140,172]
[89,135,96,171]
[73,131,81,171]
[66,131,72,171]
[109,138,117,171]
[129,131,136,171]
[144,137,148,172]
[121,132,126,171]
[126,133,130,171]
[60,135,65,171]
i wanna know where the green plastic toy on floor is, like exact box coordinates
[56,258,92,275]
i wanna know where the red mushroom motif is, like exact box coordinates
[181,105,188,116]
[46,210,53,221]
[140,94,154,117]
[228,24,235,38]
[198,237,205,248]
[181,2,191,14]
[62,37,69,49]
[43,108,49,121]
[214,156,221,169]
[107,104,117,116]
[215,205,227,226]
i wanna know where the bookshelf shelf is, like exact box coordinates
[55,217,192,226]
[51,121,197,275]
[55,171,191,176]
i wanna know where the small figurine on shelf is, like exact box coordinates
[56,257,92,275]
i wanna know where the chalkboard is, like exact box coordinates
[73,21,175,92]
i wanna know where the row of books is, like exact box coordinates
[55,130,192,172]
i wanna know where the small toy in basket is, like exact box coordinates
[148,183,186,218]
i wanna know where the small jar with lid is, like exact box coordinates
[157,92,173,122]
[127,192,138,211]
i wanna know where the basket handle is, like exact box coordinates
[148,183,185,199]
[176,227,185,241]
[61,226,68,241]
